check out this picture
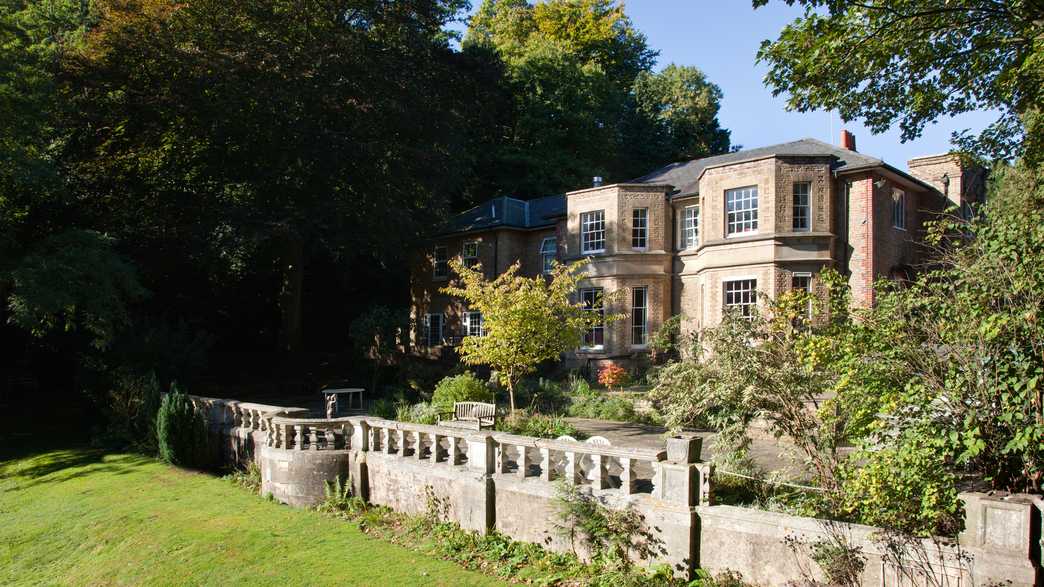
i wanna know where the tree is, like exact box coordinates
[1,0,144,349]
[464,0,730,195]
[59,0,472,352]
[441,258,620,413]
[754,0,1044,163]
[349,306,409,395]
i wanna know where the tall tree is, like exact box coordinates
[1,0,143,349]
[464,0,729,196]
[755,0,1044,164]
[60,0,472,352]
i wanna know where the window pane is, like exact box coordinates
[463,241,479,267]
[892,189,906,229]
[631,286,648,346]
[580,288,605,348]
[433,246,448,278]
[726,187,758,235]
[541,237,557,273]
[581,211,606,253]
[724,279,757,318]
[632,208,648,249]
[683,205,699,249]
[792,182,810,231]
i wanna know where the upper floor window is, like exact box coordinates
[580,288,604,349]
[632,208,648,250]
[683,205,699,249]
[423,313,444,346]
[462,240,479,268]
[892,189,906,230]
[540,237,557,274]
[726,186,758,236]
[433,245,448,278]
[631,286,648,347]
[580,210,606,254]
[724,278,757,319]
[464,310,484,337]
[793,182,810,231]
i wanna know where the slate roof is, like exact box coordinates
[632,138,895,197]
[442,194,565,234]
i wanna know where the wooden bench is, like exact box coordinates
[437,402,496,430]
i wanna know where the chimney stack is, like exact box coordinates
[840,130,857,151]
[592,176,603,187]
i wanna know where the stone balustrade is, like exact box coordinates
[184,394,1041,586]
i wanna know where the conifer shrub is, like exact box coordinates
[156,385,209,468]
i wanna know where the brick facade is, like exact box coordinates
[410,138,982,366]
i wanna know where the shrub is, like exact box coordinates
[566,392,638,422]
[514,377,569,412]
[156,386,209,468]
[97,369,162,451]
[597,363,629,391]
[368,397,396,420]
[496,410,583,439]
[394,401,440,425]
[431,372,495,412]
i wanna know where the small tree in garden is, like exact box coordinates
[156,385,209,468]
[442,258,621,413]
[597,363,629,391]
[349,306,409,395]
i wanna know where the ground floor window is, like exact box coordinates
[424,313,444,346]
[631,286,648,346]
[580,288,604,349]
[792,273,813,322]
[724,279,757,319]
[464,310,484,337]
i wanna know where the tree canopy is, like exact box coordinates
[755,0,1044,163]
[464,0,730,196]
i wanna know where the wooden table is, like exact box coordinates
[321,388,364,418]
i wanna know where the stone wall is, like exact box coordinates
[190,395,1042,585]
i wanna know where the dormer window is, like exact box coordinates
[580,210,606,254]
[726,186,758,236]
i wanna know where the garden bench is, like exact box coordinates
[437,401,496,430]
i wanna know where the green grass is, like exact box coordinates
[0,449,503,587]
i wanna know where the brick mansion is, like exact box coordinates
[410,131,985,366]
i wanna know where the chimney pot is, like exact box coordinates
[841,130,857,151]
[592,176,603,187]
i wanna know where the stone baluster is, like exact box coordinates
[293,424,304,451]
[564,450,582,484]
[430,433,442,465]
[517,445,530,478]
[415,430,425,460]
[396,429,406,457]
[497,443,511,474]
[309,426,319,450]
[383,428,394,455]
[620,457,636,494]
[540,448,554,481]
[591,453,609,490]
[448,436,463,465]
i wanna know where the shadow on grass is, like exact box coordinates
[0,448,154,490]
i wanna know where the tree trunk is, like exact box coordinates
[278,235,304,353]
[506,371,516,414]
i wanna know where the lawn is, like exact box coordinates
[0,449,504,586]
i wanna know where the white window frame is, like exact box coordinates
[433,245,448,279]
[792,182,810,232]
[631,208,648,250]
[424,313,444,346]
[723,278,757,319]
[540,237,557,274]
[631,286,648,347]
[792,273,813,321]
[463,310,484,337]
[725,186,759,236]
[683,205,699,249]
[892,189,906,230]
[580,210,606,254]
[462,240,479,268]
[579,288,605,350]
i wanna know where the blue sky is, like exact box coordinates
[453,1,997,171]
